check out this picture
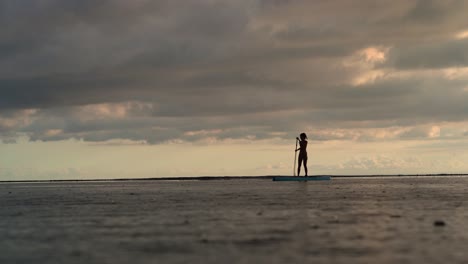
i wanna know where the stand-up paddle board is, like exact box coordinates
[272,176,331,181]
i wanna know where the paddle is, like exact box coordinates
[293,138,298,176]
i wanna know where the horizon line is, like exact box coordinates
[2,173,468,183]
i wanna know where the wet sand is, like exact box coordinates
[1,176,468,263]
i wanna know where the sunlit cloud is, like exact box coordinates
[342,46,390,86]
[0,109,38,129]
[184,129,223,137]
[351,70,386,86]
[428,126,441,138]
[361,47,388,63]
[76,102,154,121]
[443,67,468,80]
[45,129,63,137]
[455,30,468,39]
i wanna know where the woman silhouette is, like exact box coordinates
[295,133,308,176]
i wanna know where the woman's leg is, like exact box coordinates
[297,156,303,176]
[304,158,308,176]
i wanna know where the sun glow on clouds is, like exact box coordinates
[344,46,390,86]
[361,47,388,63]
[443,67,468,80]
[343,46,389,67]
[428,126,441,138]
[0,109,38,129]
[455,30,468,39]
[351,70,386,86]
[45,129,63,137]
[184,129,223,136]
[309,124,466,142]
[76,102,153,121]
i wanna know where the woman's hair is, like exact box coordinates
[300,132,307,140]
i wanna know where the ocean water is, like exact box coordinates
[1,177,468,264]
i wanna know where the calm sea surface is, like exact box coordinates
[1,177,468,264]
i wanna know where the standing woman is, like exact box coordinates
[295,133,308,176]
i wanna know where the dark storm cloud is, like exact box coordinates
[0,74,132,109]
[2,0,468,143]
[403,0,464,23]
[386,38,468,69]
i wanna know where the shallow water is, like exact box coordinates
[1,177,468,264]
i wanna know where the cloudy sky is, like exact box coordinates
[2,0,468,180]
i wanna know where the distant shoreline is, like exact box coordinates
[1,174,468,183]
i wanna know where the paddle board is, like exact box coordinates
[272,176,331,181]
